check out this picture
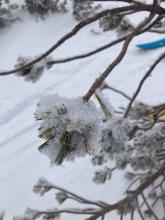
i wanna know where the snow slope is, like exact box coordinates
[0,3,165,219]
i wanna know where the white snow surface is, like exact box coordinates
[0,2,165,219]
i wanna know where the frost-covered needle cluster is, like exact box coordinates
[35,92,165,171]
[15,56,53,83]
[35,94,101,165]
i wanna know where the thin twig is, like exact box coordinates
[141,192,159,220]
[124,51,165,118]
[101,214,105,220]
[149,29,165,33]
[88,163,165,220]
[130,209,134,220]
[48,36,127,65]
[101,83,131,100]
[137,200,145,220]
[48,183,105,208]
[44,15,163,66]
[125,177,141,192]
[120,211,124,220]
[160,183,165,216]
[0,5,164,76]
[37,208,101,215]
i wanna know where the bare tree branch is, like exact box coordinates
[124,51,165,118]
[83,13,154,101]
[87,163,165,219]
[141,192,159,220]
[40,181,106,208]
[101,83,131,100]
[47,15,162,65]
[131,209,135,220]
[137,199,145,220]
[0,4,164,76]
[0,4,153,76]
[48,36,127,65]
[149,29,165,33]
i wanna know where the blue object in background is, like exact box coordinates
[137,38,165,49]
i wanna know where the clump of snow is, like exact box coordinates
[128,101,153,120]
[35,94,101,164]
[13,209,39,220]
[130,123,165,170]
[93,167,112,184]
[99,117,133,156]
[33,177,53,196]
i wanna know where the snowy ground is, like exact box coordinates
[0,2,165,219]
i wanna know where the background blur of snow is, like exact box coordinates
[0,1,165,219]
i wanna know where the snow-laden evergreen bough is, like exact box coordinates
[35,94,101,164]
[35,92,165,171]
[24,0,101,20]
[0,0,101,27]
[14,92,165,219]
[72,0,101,21]
[24,0,67,17]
